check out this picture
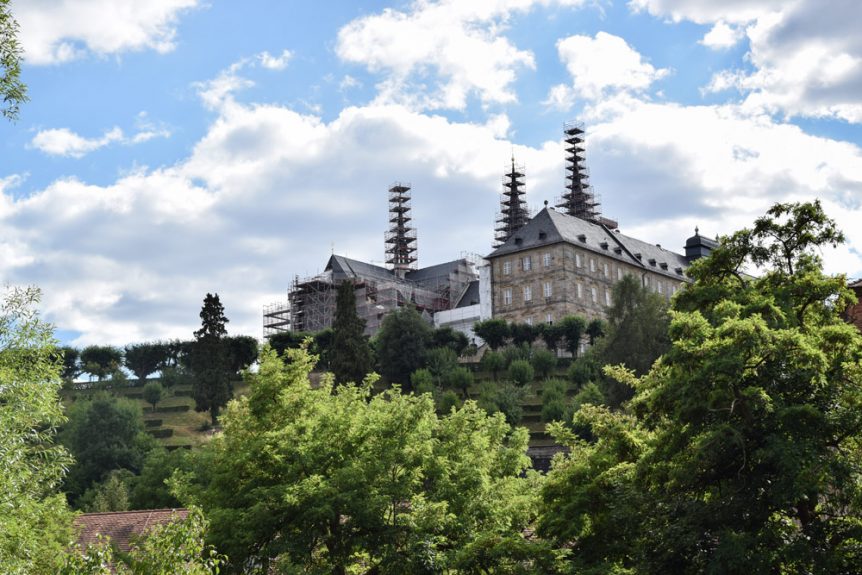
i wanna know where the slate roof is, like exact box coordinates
[456,280,481,308]
[74,508,189,552]
[322,255,474,285]
[488,208,691,281]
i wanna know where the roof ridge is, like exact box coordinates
[76,508,187,517]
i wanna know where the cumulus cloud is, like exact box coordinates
[335,0,589,110]
[700,21,744,49]
[13,0,200,65]
[30,122,170,158]
[257,49,293,70]
[547,32,668,106]
[631,0,862,123]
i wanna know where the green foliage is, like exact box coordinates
[0,0,27,121]
[158,365,190,388]
[432,326,470,356]
[473,318,510,350]
[62,508,225,575]
[538,322,563,353]
[442,365,474,398]
[0,286,74,573]
[225,335,259,375]
[81,345,123,382]
[541,379,569,423]
[59,345,81,384]
[179,346,539,573]
[80,469,133,513]
[437,388,462,414]
[510,322,537,346]
[480,349,505,380]
[426,345,459,380]
[129,447,191,510]
[477,381,526,426]
[124,342,167,384]
[540,201,862,574]
[531,348,557,379]
[567,355,599,387]
[507,359,535,386]
[559,315,586,357]
[143,381,164,412]
[330,281,374,385]
[61,393,154,505]
[374,305,432,387]
[410,367,435,395]
[585,318,606,345]
[501,342,531,367]
[190,293,231,426]
[267,330,307,357]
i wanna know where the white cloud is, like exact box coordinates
[550,32,668,104]
[700,21,744,49]
[257,49,293,70]
[335,0,589,110]
[631,0,862,123]
[30,127,124,158]
[13,0,200,65]
[30,122,170,158]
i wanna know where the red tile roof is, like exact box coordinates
[74,508,189,552]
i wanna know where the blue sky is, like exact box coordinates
[2,0,861,346]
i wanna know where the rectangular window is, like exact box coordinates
[605,289,611,306]
[576,283,583,299]
[503,288,512,305]
[671,285,677,295]
[590,259,596,273]
[591,286,597,303]
[543,253,552,267]
[522,256,532,271]
[603,263,609,277]
[502,261,512,275]
[546,313,553,324]
[576,253,583,268]
[617,267,623,281]
[657,281,664,294]
[543,281,552,298]
[526,316,533,326]
[523,285,532,302]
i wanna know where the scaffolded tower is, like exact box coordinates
[494,157,530,247]
[385,183,418,279]
[557,121,601,222]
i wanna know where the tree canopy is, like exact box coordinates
[0,0,27,121]
[190,293,231,425]
[374,305,432,387]
[179,345,545,574]
[540,200,862,573]
[330,280,374,384]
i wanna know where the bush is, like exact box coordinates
[568,356,599,387]
[437,389,461,414]
[441,366,473,398]
[502,344,531,367]
[531,348,557,379]
[143,381,164,412]
[507,359,535,386]
[426,347,459,380]
[410,368,435,395]
[541,398,568,423]
[477,382,525,426]
[159,366,191,388]
[480,350,505,380]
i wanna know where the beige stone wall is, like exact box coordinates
[490,242,687,325]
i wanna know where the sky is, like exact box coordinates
[2,0,861,347]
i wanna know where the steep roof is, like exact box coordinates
[488,207,690,281]
[325,254,394,283]
[406,259,469,282]
[74,508,189,552]
[456,280,481,308]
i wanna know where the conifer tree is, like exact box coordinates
[330,281,373,385]
[190,293,231,426]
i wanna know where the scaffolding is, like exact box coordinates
[385,183,418,278]
[556,121,618,229]
[263,300,291,336]
[494,157,530,247]
[286,259,478,336]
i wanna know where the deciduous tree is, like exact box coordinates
[374,305,432,387]
[124,342,165,384]
[0,0,27,121]
[81,345,123,382]
[473,318,510,350]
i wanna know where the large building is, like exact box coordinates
[486,206,716,325]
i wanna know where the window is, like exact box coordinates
[526,316,533,326]
[617,268,623,281]
[657,281,664,294]
[522,256,532,271]
[546,313,553,324]
[502,261,512,275]
[576,283,583,299]
[523,285,532,302]
[605,289,611,306]
[591,286,597,303]
[503,288,512,305]
[543,281,552,298]
[576,253,583,268]
[671,285,677,295]
[543,252,552,267]
[589,258,596,272]
[603,262,609,277]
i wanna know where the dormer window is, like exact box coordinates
[600,242,608,250]
[577,234,587,243]
[538,231,547,240]
[675,267,683,275]
[514,237,523,246]
[648,258,656,266]
[660,262,668,270]
[635,253,642,260]
[613,247,622,254]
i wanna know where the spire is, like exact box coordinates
[494,157,530,248]
[385,182,417,278]
[556,121,600,220]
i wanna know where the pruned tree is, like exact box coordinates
[472,318,510,350]
[558,315,586,357]
[124,342,165,384]
[80,345,123,382]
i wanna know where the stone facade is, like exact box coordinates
[487,207,704,326]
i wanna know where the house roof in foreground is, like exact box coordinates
[74,508,189,552]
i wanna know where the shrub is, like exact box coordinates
[437,389,461,414]
[410,368,435,395]
[507,359,535,386]
[541,398,568,423]
[568,356,599,387]
[502,344,531,367]
[477,382,525,426]
[441,366,473,398]
[480,350,505,380]
[531,348,557,379]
